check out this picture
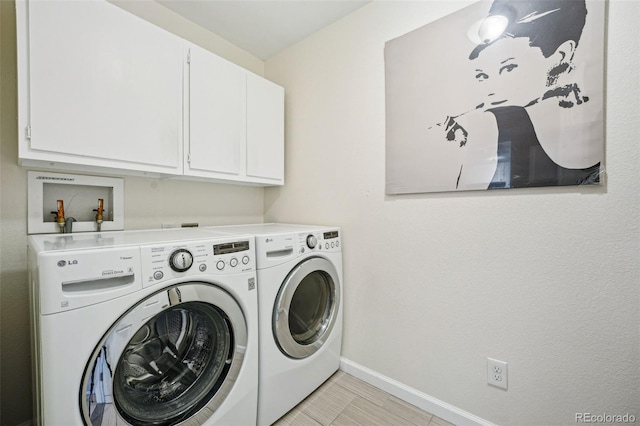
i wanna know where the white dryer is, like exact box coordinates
[211,224,343,426]
[28,228,259,426]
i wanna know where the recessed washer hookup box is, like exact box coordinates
[28,171,124,234]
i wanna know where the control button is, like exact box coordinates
[306,235,317,249]
[336,241,340,247]
[153,271,164,280]
[199,264,207,272]
[331,242,335,248]
[216,260,225,270]
[325,243,330,249]
[230,258,238,267]
[169,249,193,272]
[242,256,250,265]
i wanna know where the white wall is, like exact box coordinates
[264,1,640,424]
[110,0,264,76]
[0,2,264,424]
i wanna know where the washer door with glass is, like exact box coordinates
[273,257,340,359]
[80,282,247,426]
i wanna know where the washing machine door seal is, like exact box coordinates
[273,257,340,359]
[80,282,247,426]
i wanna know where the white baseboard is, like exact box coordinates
[339,358,496,426]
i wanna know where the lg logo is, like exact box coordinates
[265,238,273,243]
[57,260,78,267]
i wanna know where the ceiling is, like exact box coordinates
[157,0,371,60]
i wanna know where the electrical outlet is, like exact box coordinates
[487,358,508,390]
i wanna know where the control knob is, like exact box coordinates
[306,234,317,249]
[169,249,193,272]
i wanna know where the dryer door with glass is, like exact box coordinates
[273,257,341,359]
[80,282,247,426]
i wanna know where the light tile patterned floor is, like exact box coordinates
[273,371,455,426]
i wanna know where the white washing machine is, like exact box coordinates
[210,224,343,426]
[28,228,259,426]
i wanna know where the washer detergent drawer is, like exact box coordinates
[38,246,142,315]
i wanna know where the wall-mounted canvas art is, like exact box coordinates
[385,0,605,194]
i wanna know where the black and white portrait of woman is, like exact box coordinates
[385,0,605,194]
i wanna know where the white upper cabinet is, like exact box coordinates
[16,0,284,185]
[185,43,246,179]
[185,45,285,185]
[247,73,285,183]
[17,0,184,175]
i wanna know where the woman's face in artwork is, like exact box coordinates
[473,37,557,108]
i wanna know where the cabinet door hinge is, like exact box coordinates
[26,125,32,140]
[187,153,191,163]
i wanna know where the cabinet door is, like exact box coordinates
[23,0,183,174]
[246,74,285,183]
[186,44,246,178]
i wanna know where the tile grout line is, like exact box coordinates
[275,372,452,426]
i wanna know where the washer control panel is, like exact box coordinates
[306,234,318,249]
[140,237,255,287]
[169,249,194,272]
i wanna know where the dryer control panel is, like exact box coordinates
[256,228,341,269]
[299,229,341,253]
[140,237,255,287]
